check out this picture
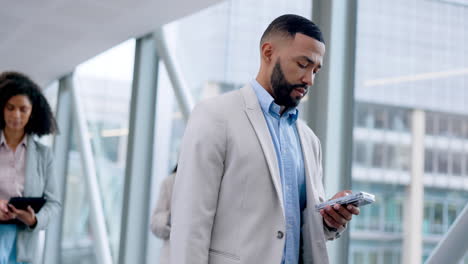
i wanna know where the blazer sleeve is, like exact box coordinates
[31,147,62,231]
[150,173,174,240]
[170,102,226,264]
[315,137,346,240]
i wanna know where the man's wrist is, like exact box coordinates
[323,220,338,232]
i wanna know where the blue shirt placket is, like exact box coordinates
[250,80,306,264]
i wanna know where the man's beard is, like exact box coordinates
[270,60,308,109]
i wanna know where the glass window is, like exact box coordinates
[388,144,410,171]
[353,251,364,264]
[384,198,402,233]
[451,152,463,176]
[447,204,458,226]
[352,0,468,260]
[423,202,432,235]
[452,116,464,138]
[356,103,373,128]
[368,251,378,264]
[354,140,368,166]
[437,150,449,174]
[374,108,387,130]
[425,148,434,173]
[371,143,386,168]
[465,155,468,177]
[62,39,135,262]
[351,190,382,232]
[62,130,97,264]
[433,202,444,234]
[383,250,393,264]
[395,251,401,264]
[423,252,430,264]
[44,80,59,113]
[354,214,366,231]
[40,81,59,147]
[389,108,410,132]
[426,113,437,135]
[463,120,468,139]
[369,198,381,231]
[438,115,451,137]
[387,145,396,170]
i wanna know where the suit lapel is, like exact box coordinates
[297,121,330,263]
[23,136,37,197]
[240,85,284,215]
[296,121,320,206]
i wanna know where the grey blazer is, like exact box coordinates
[16,137,61,263]
[170,85,344,264]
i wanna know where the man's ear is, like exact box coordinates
[260,42,274,64]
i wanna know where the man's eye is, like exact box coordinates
[298,63,307,69]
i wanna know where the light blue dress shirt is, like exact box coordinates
[251,80,306,264]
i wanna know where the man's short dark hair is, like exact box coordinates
[261,14,324,45]
[0,71,58,137]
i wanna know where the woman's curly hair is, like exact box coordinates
[0,71,58,137]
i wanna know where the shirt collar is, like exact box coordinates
[250,79,299,123]
[0,132,5,146]
[20,134,28,148]
[0,131,28,148]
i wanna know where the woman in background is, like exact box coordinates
[151,165,177,264]
[0,72,61,264]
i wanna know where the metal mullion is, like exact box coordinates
[71,74,113,264]
[426,203,468,263]
[308,0,358,263]
[154,28,194,121]
[118,34,159,264]
[42,74,74,264]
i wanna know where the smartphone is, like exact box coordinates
[315,191,375,212]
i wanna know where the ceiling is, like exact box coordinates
[0,0,220,86]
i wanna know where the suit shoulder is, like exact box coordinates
[32,139,53,159]
[191,89,243,118]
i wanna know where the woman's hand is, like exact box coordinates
[8,204,37,228]
[0,200,16,221]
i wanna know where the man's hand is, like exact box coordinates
[319,190,360,229]
[8,204,37,228]
[0,200,16,221]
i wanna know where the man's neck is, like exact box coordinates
[279,105,287,115]
[255,75,274,98]
[255,76,289,115]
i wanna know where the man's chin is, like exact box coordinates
[289,96,302,107]
[284,99,300,109]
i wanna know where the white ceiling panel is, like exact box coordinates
[0,0,221,86]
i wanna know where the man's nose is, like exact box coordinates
[302,72,314,86]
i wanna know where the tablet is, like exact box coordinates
[315,191,375,212]
[8,197,46,213]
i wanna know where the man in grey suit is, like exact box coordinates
[170,14,360,264]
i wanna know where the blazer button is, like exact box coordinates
[277,231,284,239]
